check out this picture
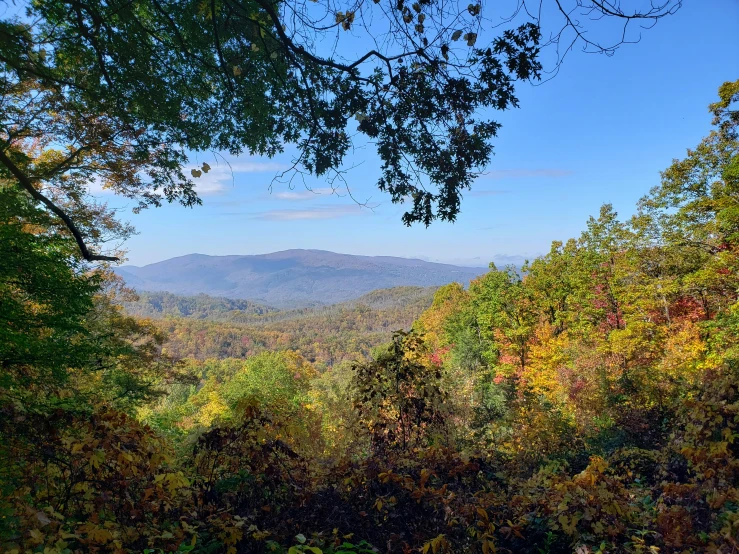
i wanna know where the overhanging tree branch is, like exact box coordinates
[0,0,681,233]
[247,0,423,73]
[0,148,119,262]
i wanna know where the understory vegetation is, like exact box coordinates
[2,82,739,554]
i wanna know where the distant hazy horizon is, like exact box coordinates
[114,250,491,308]
[121,248,527,269]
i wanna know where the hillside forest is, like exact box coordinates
[123,288,438,366]
[2,81,739,553]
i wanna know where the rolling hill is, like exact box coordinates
[121,286,440,366]
[115,249,486,308]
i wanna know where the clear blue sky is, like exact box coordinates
[105,0,739,267]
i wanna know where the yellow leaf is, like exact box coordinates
[89,450,104,469]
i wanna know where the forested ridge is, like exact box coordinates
[123,292,280,321]
[123,287,437,323]
[2,81,739,554]
[122,287,437,365]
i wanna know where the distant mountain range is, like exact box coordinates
[115,249,487,308]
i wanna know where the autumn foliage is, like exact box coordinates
[2,81,739,553]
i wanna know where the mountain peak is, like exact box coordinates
[116,250,486,308]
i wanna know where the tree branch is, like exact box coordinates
[0,148,119,262]
[247,0,423,73]
[210,0,235,92]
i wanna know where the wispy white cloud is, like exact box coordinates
[482,169,573,179]
[225,161,288,173]
[86,177,109,196]
[194,167,233,196]
[250,204,365,221]
[273,187,344,200]
[86,159,288,197]
[193,160,288,196]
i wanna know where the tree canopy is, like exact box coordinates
[5,81,739,553]
[0,0,680,260]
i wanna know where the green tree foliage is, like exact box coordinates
[0,186,100,390]
[123,292,277,320]
[1,186,181,408]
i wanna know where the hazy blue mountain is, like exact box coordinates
[115,250,486,308]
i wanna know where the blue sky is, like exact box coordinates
[103,0,739,267]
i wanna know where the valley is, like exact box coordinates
[122,286,439,365]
